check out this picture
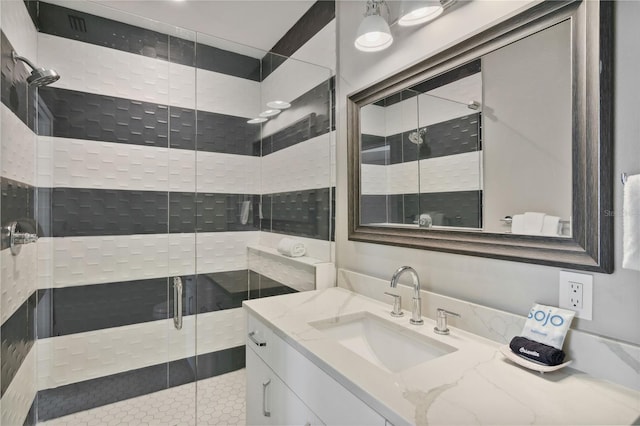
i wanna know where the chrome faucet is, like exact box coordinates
[390,266,423,325]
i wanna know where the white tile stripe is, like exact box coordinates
[1,241,38,325]
[38,232,260,289]
[361,151,482,195]
[0,346,37,426]
[37,308,245,391]
[261,132,332,194]
[37,33,260,117]
[36,136,263,194]
[37,133,333,194]
[1,103,36,186]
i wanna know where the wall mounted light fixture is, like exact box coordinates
[355,0,456,53]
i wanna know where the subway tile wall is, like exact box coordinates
[1,0,335,422]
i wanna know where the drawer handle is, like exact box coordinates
[248,331,267,347]
[262,379,271,417]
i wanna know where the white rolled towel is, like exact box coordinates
[277,238,306,257]
[623,174,640,271]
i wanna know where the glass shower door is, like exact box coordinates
[33,6,200,424]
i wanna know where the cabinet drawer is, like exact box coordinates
[246,312,274,364]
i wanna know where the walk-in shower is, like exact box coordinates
[11,51,60,87]
[0,0,334,424]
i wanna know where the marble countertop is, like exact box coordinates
[243,287,640,426]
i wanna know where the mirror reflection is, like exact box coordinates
[358,20,572,237]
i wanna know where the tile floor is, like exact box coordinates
[40,369,246,426]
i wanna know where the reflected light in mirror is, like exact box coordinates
[247,117,268,124]
[266,100,291,109]
[259,109,281,118]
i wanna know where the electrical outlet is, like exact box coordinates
[568,282,583,309]
[559,271,593,320]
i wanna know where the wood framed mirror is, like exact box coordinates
[347,0,613,273]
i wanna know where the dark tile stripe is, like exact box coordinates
[262,77,333,156]
[361,190,483,228]
[37,87,262,156]
[1,178,37,251]
[1,30,37,131]
[262,0,335,79]
[43,187,168,237]
[36,345,246,421]
[38,188,268,237]
[413,113,481,162]
[37,87,169,147]
[362,113,481,165]
[34,2,260,80]
[1,292,37,398]
[196,43,260,82]
[261,187,332,241]
[361,134,388,165]
[196,109,260,156]
[36,271,295,338]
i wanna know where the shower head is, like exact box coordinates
[11,51,60,87]
[408,128,427,145]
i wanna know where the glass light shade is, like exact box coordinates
[247,117,268,124]
[266,100,291,109]
[259,109,281,118]
[398,1,443,26]
[355,14,393,52]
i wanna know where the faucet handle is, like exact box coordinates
[434,308,461,335]
[384,292,404,317]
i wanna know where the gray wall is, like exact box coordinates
[483,20,572,233]
[336,0,640,346]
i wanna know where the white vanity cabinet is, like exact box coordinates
[245,312,388,426]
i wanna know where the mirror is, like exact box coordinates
[348,0,613,272]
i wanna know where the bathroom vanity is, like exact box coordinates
[244,288,640,425]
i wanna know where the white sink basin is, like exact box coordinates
[309,312,456,374]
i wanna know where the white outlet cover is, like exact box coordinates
[559,270,593,320]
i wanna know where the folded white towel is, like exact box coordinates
[277,238,306,258]
[623,174,640,271]
[511,214,525,234]
[541,215,561,236]
[523,212,546,234]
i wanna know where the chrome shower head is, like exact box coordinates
[12,51,60,87]
[408,128,427,145]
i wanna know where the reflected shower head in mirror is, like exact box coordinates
[408,128,427,144]
[12,51,60,87]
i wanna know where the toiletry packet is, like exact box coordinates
[521,303,575,349]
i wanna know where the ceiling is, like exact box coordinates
[45,0,316,57]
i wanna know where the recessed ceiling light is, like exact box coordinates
[247,117,268,124]
[259,109,281,118]
[266,100,291,110]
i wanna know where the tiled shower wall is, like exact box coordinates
[2,0,335,424]
[0,0,39,424]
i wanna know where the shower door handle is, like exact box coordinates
[173,277,183,330]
